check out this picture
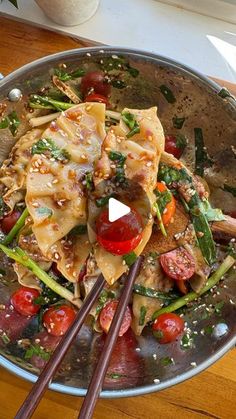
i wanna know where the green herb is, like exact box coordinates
[218,87,235,100]
[123,251,137,267]
[139,306,147,326]
[32,138,70,161]
[176,134,187,150]
[101,56,139,78]
[154,188,172,215]
[203,325,214,335]
[152,255,235,319]
[0,245,80,308]
[126,65,139,78]
[158,163,182,185]
[54,68,85,81]
[107,372,127,379]
[153,202,167,237]
[172,116,185,129]
[95,195,111,208]
[69,224,87,235]
[1,333,10,344]
[96,289,115,314]
[153,330,164,340]
[111,79,126,89]
[214,301,224,315]
[133,284,178,301]
[25,344,51,361]
[36,207,53,218]
[222,184,236,197]
[109,150,126,183]
[180,333,194,350]
[194,128,212,177]
[160,356,174,366]
[149,251,158,259]
[121,111,140,138]
[159,85,176,103]
[0,111,20,136]
[84,172,94,191]
[29,95,73,111]
[2,207,29,245]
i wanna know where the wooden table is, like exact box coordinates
[0,16,235,419]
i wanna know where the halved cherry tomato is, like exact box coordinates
[165,135,184,159]
[1,210,21,234]
[152,313,184,344]
[11,287,41,316]
[81,71,111,97]
[43,305,76,336]
[160,247,195,281]
[85,93,109,105]
[96,207,143,255]
[176,280,188,295]
[99,300,132,337]
[155,182,176,225]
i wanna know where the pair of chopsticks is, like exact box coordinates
[15,257,142,419]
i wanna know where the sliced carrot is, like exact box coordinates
[155,182,176,226]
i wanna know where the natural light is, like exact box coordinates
[207,35,236,76]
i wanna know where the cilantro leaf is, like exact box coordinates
[25,344,51,361]
[32,138,70,161]
[123,251,137,267]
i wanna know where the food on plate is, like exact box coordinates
[0,58,235,368]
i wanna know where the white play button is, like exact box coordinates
[108,197,131,223]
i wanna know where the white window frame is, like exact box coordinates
[156,0,236,25]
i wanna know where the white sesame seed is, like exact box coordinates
[153,378,160,383]
[135,347,141,352]
[190,362,197,367]
[47,182,52,188]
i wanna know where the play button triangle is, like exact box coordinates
[108,197,131,222]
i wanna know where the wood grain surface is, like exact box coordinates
[0,15,235,419]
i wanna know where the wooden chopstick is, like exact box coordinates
[78,257,142,419]
[15,273,106,419]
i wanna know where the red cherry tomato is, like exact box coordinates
[165,135,183,159]
[81,71,111,97]
[226,211,236,219]
[43,305,76,336]
[160,247,195,281]
[11,287,41,316]
[152,313,184,344]
[85,93,109,105]
[99,300,132,337]
[96,207,143,255]
[1,210,21,234]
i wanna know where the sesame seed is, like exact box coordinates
[190,362,197,367]
[52,179,59,184]
[47,182,52,188]
[32,202,39,208]
[135,347,141,352]
[146,161,152,167]
[54,252,60,260]
[153,378,160,383]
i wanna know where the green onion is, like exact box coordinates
[194,128,212,177]
[139,306,147,326]
[152,255,235,319]
[160,356,174,366]
[133,284,178,301]
[0,111,20,136]
[172,116,185,129]
[123,251,137,267]
[54,68,85,81]
[95,196,111,208]
[176,134,187,151]
[218,87,235,100]
[121,111,140,138]
[0,245,81,308]
[29,95,74,111]
[2,207,29,245]
[111,80,126,89]
[159,85,176,103]
[25,344,51,361]
[153,202,167,237]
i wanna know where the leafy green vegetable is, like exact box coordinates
[159,85,176,103]
[139,306,147,326]
[152,255,235,319]
[133,284,178,301]
[0,111,20,136]
[0,245,79,307]
[172,116,185,129]
[29,95,73,111]
[36,207,53,218]
[101,56,139,78]
[194,128,212,177]
[95,195,111,208]
[214,301,224,315]
[176,134,187,150]
[96,289,115,314]
[111,80,126,89]
[1,333,10,344]
[84,172,94,191]
[121,111,140,138]
[2,207,29,245]
[123,251,137,267]
[203,325,214,335]
[69,224,87,235]
[160,356,174,366]
[222,184,236,197]
[32,138,70,161]
[180,333,194,350]
[154,188,172,215]
[25,344,51,361]
[153,202,167,237]
[54,68,85,81]
[109,150,126,183]
[199,199,225,222]
[218,87,235,100]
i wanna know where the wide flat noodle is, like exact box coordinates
[26,103,106,281]
[0,128,43,210]
[88,107,165,284]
